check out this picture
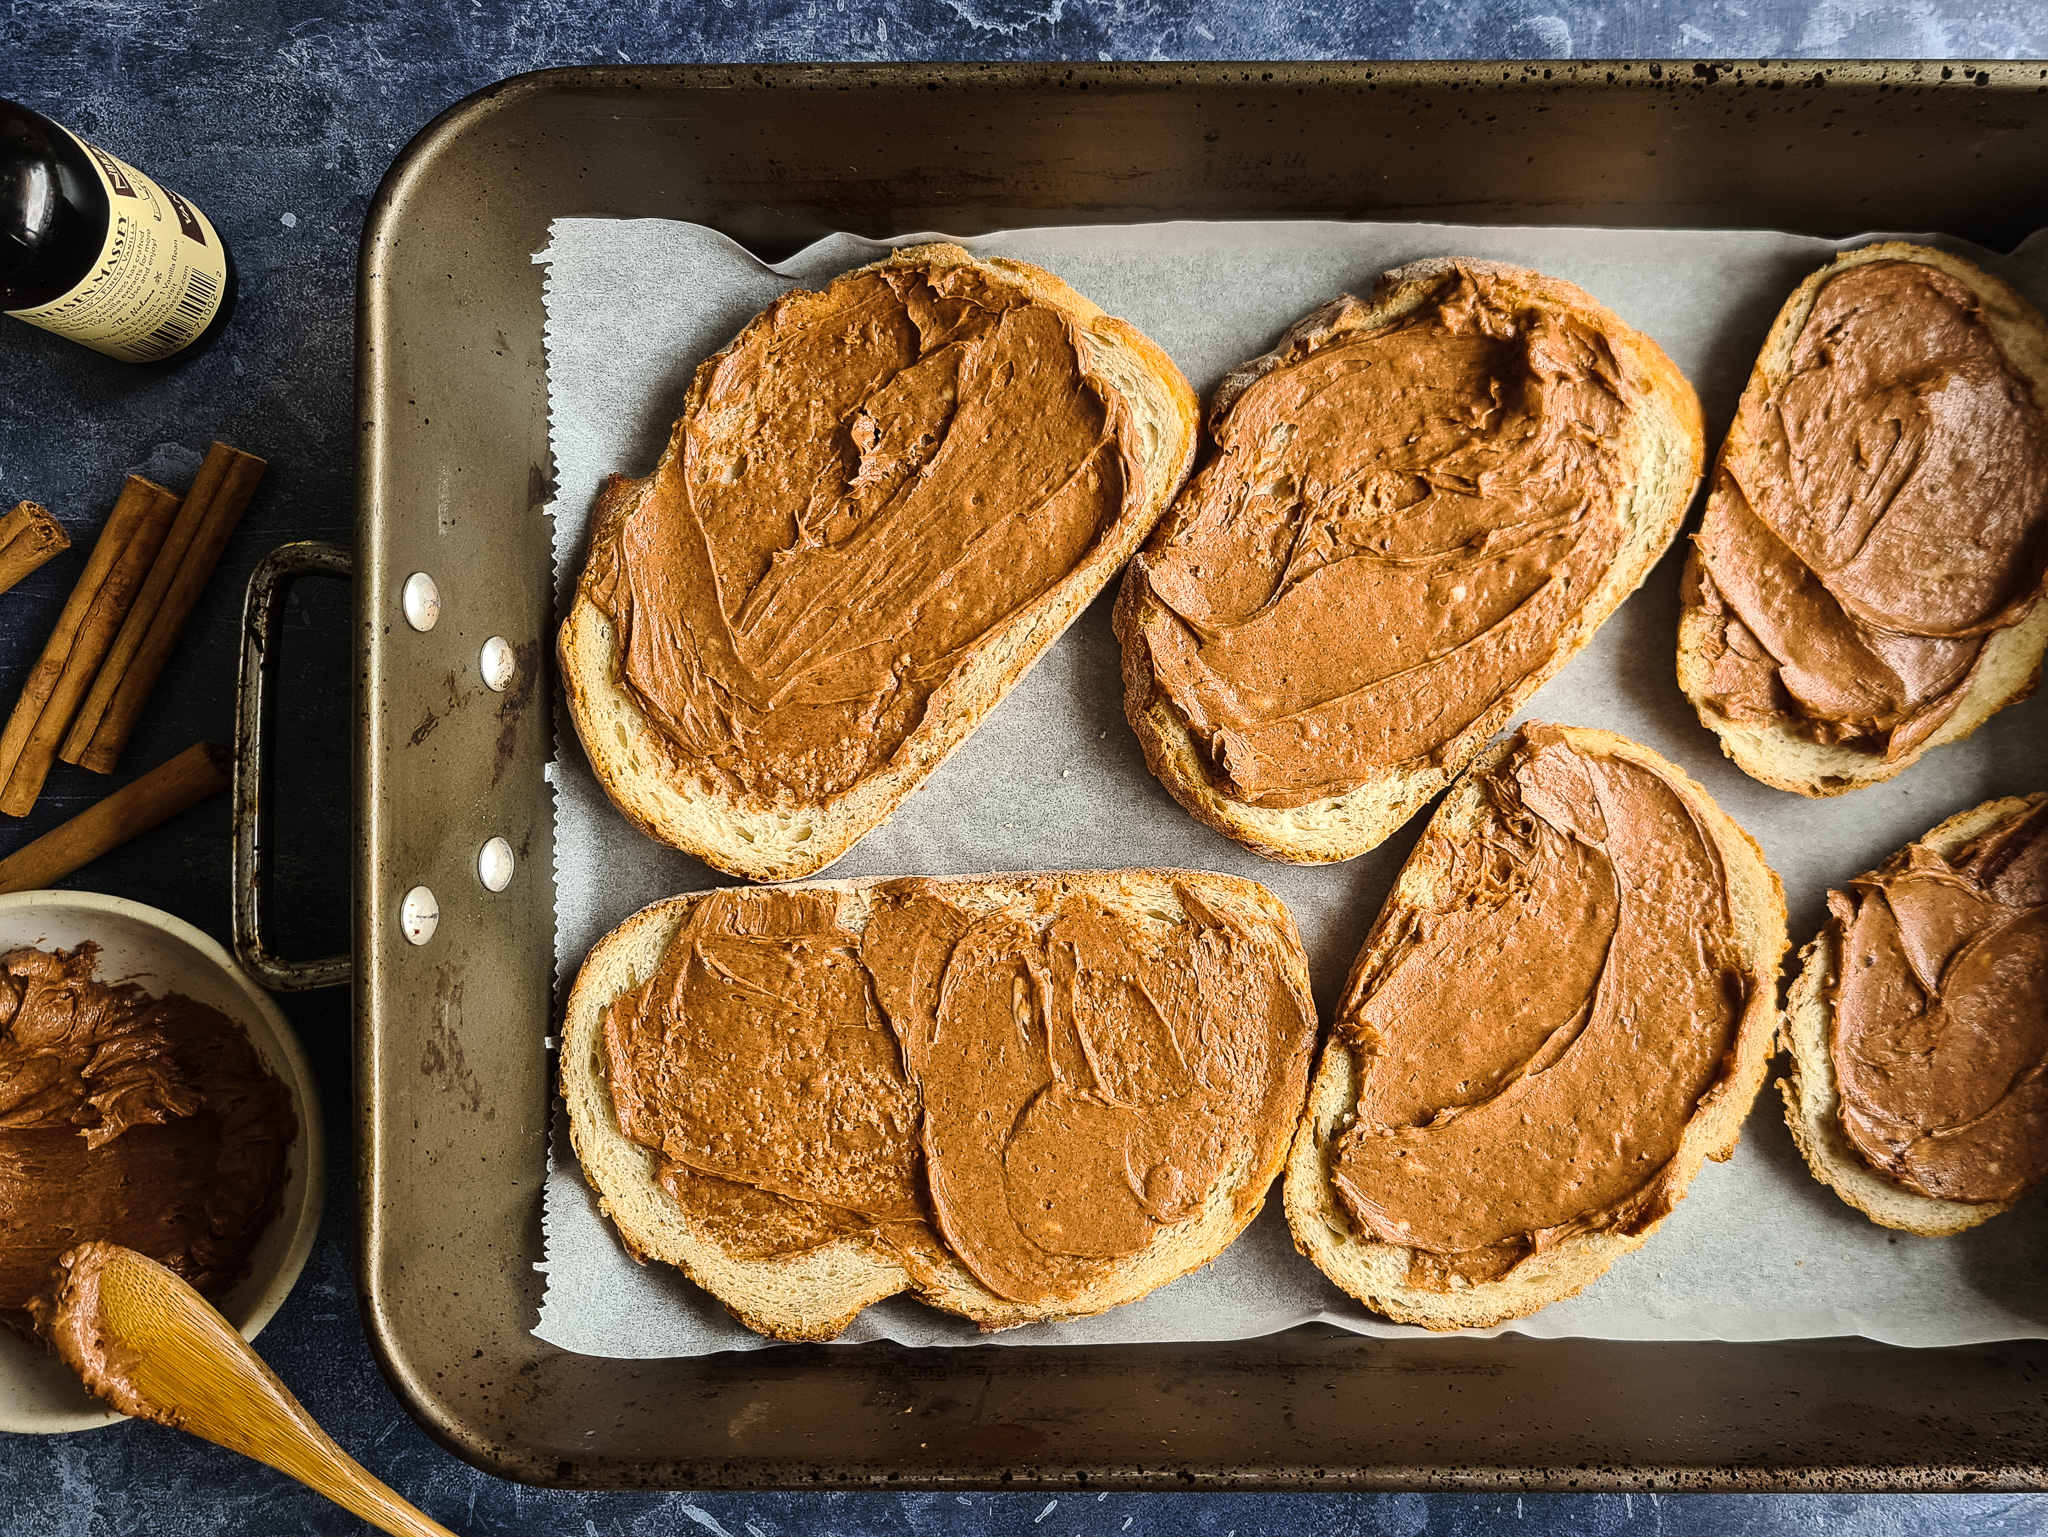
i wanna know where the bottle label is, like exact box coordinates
[3,128,229,361]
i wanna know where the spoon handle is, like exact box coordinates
[263,1437,457,1537]
[60,1247,458,1537]
[220,1391,456,1537]
[143,1291,455,1537]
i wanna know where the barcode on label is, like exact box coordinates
[135,267,220,360]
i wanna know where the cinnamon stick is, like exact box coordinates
[63,442,266,775]
[0,477,182,814]
[0,481,182,816]
[0,501,71,596]
[0,741,230,894]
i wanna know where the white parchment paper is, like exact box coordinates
[532,217,2048,1358]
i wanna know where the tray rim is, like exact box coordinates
[355,57,2048,1493]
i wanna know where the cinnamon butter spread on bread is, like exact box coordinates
[1116,259,1703,864]
[0,944,296,1339]
[1681,244,2048,794]
[1286,723,1784,1329]
[565,871,1316,1338]
[561,244,1198,882]
[1782,794,2048,1234]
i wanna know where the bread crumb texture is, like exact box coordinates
[1680,242,2048,795]
[563,869,1316,1339]
[1285,722,1785,1329]
[1781,793,2048,1235]
[561,244,1197,881]
[1117,258,1703,864]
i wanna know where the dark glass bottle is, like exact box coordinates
[1,98,235,362]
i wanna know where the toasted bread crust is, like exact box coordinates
[1779,796,2042,1235]
[561,868,1315,1341]
[1677,242,2048,797]
[561,243,1200,882]
[1115,258,1706,865]
[1283,725,1787,1330]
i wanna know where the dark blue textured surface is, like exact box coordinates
[5,2,2048,1533]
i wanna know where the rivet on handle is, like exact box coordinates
[401,573,440,632]
[478,837,514,893]
[480,635,515,692]
[400,886,439,946]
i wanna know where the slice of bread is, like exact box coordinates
[560,243,1199,882]
[1284,723,1785,1330]
[1678,242,2048,796]
[1780,795,2044,1235]
[1114,258,1705,864]
[561,869,1316,1341]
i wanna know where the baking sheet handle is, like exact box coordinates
[233,541,352,992]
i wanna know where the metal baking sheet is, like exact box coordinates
[357,61,2048,1491]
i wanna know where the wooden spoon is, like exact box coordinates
[35,1242,457,1537]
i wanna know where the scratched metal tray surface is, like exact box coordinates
[356,61,2048,1491]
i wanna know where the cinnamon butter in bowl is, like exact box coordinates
[0,890,323,1433]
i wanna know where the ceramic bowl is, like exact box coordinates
[0,891,325,1433]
